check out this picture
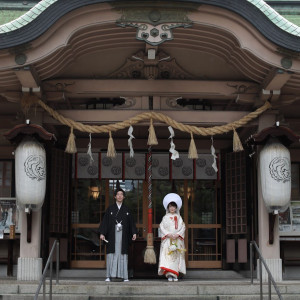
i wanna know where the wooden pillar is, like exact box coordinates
[257,112,282,282]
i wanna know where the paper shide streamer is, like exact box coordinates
[211,136,218,173]
[128,125,135,157]
[168,126,179,160]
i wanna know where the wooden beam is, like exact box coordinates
[14,66,40,88]
[42,79,259,99]
[262,69,292,90]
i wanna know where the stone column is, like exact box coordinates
[257,112,282,282]
[17,210,42,280]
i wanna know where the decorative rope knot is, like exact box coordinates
[20,93,272,155]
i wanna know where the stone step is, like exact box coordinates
[2,296,89,300]
[1,296,218,300]
[0,280,299,300]
[2,295,300,300]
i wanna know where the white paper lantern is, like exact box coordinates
[15,136,46,212]
[259,137,291,214]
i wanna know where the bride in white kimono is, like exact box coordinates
[158,193,186,281]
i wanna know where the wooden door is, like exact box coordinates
[70,178,106,268]
[48,148,71,265]
[224,151,249,265]
[151,179,222,269]
[185,180,222,268]
[70,178,222,269]
[70,179,144,268]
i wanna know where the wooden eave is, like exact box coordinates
[246,125,300,147]
[4,123,56,145]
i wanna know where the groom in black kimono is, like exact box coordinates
[99,188,137,282]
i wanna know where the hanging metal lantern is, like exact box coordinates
[15,136,46,212]
[259,137,291,214]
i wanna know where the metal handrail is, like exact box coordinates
[250,241,282,300]
[34,240,60,300]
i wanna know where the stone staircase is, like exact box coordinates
[0,269,299,299]
[0,279,300,300]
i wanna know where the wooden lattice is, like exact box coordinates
[49,149,70,233]
[225,152,247,234]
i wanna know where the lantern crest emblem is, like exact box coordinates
[24,155,46,181]
[269,157,291,183]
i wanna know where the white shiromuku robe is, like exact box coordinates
[158,213,186,278]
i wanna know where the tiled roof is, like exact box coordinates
[247,0,300,36]
[0,0,299,39]
[0,10,25,25]
[0,0,58,34]
[284,15,300,27]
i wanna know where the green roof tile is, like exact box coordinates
[35,2,48,12]
[284,15,300,26]
[0,10,24,25]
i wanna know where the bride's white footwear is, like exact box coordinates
[168,276,173,282]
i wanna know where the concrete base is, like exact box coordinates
[257,258,282,282]
[17,257,42,281]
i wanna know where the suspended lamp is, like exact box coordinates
[4,120,56,243]
[15,136,46,212]
[89,179,101,200]
[259,137,291,214]
[246,123,300,244]
[90,187,100,199]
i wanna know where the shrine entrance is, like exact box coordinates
[70,177,222,270]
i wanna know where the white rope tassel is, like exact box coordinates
[87,133,94,164]
[128,125,135,157]
[211,136,218,173]
[168,126,179,160]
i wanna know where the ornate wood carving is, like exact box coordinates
[115,6,194,46]
[108,50,194,80]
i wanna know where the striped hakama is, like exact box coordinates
[106,225,128,280]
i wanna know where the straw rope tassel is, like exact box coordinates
[147,118,158,145]
[144,145,156,264]
[188,132,198,159]
[65,127,77,154]
[233,128,244,152]
[107,131,116,158]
